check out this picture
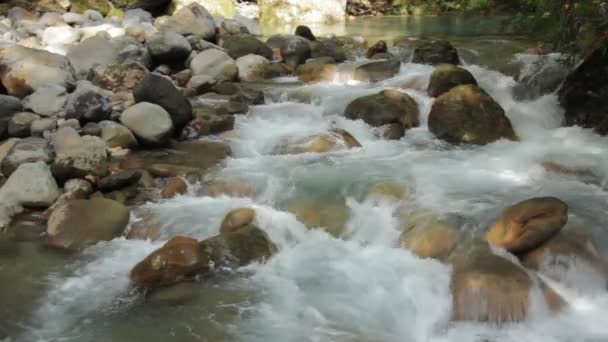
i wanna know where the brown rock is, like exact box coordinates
[161,177,188,198]
[486,197,568,253]
[200,224,276,268]
[399,215,458,260]
[201,178,256,198]
[220,208,256,234]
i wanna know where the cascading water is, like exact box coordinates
[7,26,608,342]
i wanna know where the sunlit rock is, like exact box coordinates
[399,214,458,260]
[427,64,477,97]
[220,208,256,234]
[428,84,518,145]
[486,197,568,254]
[273,128,361,155]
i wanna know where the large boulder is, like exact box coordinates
[199,224,276,268]
[558,45,608,134]
[236,54,272,82]
[259,0,346,23]
[450,243,565,323]
[147,30,192,64]
[171,0,237,18]
[222,34,273,60]
[130,236,212,290]
[120,102,174,145]
[65,81,112,123]
[353,60,400,82]
[1,137,53,176]
[412,40,459,65]
[133,73,193,133]
[428,64,477,97]
[52,127,109,180]
[486,197,568,254]
[0,45,76,98]
[160,3,216,41]
[189,49,238,82]
[46,198,130,250]
[344,89,419,137]
[428,85,517,145]
[266,34,311,66]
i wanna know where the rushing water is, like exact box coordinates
[2,16,608,342]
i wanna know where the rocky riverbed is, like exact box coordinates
[0,1,607,342]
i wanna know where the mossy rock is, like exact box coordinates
[428,64,477,97]
[71,0,112,15]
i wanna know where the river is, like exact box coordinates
[2,16,608,342]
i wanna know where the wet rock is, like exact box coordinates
[51,127,108,180]
[379,123,405,140]
[0,45,75,98]
[485,197,567,254]
[236,54,272,82]
[345,89,419,137]
[130,236,211,290]
[98,170,142,192]
[220,208,256,234]
[428,64,477,98]
[91,62,148,93]
[412,40,459,65]
[1,137,52,176]
[274,128,361,155]
[0,95,23,119]
[266,34,311,66]
[8,112,40,138]
[30,118,57,137]
[296,58,337,83]
[366,40,388,59]
[520,231,607,291]
[148,30,192,64]
[309,39,347,62]
[120,102,174,146]
[190,49,238,82]
[65,81,112,124]
[160,176,188,198]
[201,178,256,198]
[43,178,94,220]
[98,120,138,149]
[160,3,216,41]
[182,107,235,138]
[258,0,346,24]
[353,59,400,82]
[133,73,193,133]
[200,224,276,268]
[428,85,517,145]
[450,243,565,323]
[46,198,130,250]
[399,214,458,260]
[558,45,608,135]
[366,182,410,201]
[295,25,316,41]
[146,282,200,304]
[148,164,197,177]
[221,34,273,60]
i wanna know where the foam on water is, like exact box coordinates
[22,56,608,342]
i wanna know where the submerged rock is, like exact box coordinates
[428,84,517,145]
[486,197,568,254]
[46,198,130,250]
[427,64,477,97]
[345,89,419,137]
[412,40,459,65]
[273,129,361,155]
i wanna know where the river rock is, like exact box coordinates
[46,198,130,250]
[30,118,57,137]
[428,64,477,97]
[486,197,568,254]
[189,49,238,82]
[161,3,216,41]
[130,236,211,290]
[98,170,142,192]
[295,25,316,41]
[450,243,565,323]
[21,85,67,117]
[0,95,23,120]
[399,214,458,261]
[52,127,108,180]
[558,45,608,134]
[220,208,256,234]
[91,62,148,93]
[98,120,138,149]
[274,128,361,155]
[200,224,276,268]
[201,178,256,198]
[1,137,52,176]
[259,0,346,23]
[65,81,113,123]
[133,73,193,133]
[186,75,216,95]
[345,89,419,137]
[8,112,41,138]
[353,60,400,82]
[236,54,272,82]
[296,58,337,83]
[428,84,517,145]
[148,30,192,64]
[366,40,389,59]
[0,161,59,208]
[112,0,171,14]
[120,102,174,145]
[67,36,119,79]
[0,45,76,98]
[412,40,459,65]
[222,34,273,60]
[161,176,188,198]
[266,34,311,66]
[309,39,347,63]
